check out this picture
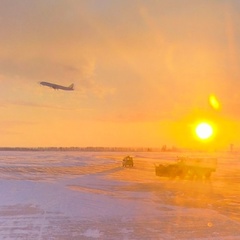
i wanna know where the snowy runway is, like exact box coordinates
[0,151,239,239]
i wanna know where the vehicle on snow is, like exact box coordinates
[122,156,134,167]
[155,156,217,180]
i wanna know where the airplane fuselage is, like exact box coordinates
[40,82,74,91]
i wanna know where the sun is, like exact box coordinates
[195,122,213,140]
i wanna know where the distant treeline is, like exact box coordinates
[0,146,180,152]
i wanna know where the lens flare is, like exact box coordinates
[209,95,220,110]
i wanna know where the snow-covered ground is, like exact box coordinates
[0,151,239,239]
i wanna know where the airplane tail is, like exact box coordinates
[69,83,74,90]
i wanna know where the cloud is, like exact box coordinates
[0,120,36,136]
[0,0,240,122]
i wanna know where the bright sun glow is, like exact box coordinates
[195,123,213,140]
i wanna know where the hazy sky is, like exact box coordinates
[1,0,240,149]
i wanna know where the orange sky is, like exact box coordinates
[0,0,240,150]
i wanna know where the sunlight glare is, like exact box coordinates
[195,123,213,140]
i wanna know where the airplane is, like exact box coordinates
[40,81,74,91]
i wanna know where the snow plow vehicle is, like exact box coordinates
[155,156,217,180]
[122,156,134,167]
